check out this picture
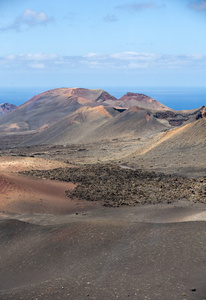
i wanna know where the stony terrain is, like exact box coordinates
[0,151,205,300]
[21,164,206,207]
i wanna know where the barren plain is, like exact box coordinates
[0,88,205,299]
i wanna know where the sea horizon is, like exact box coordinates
[0,86,205,111]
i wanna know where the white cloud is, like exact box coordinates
[5,53,58,61]
[1,53,58,70]
[83,53,102,58]
[1,52,206,71]
[5,55,16,60]
[128,62,149,69]
[189,0,206,11]
[19,53,58,61]
[83,53,107,60]
[0,9,53,32]
[29,62,46,69]
[23,9,48,21]
[110,52,158,61]
[187,53,205,59]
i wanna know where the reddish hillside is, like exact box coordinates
[0,88,115,132]
[0,87,204,146]
[100,92,172,111]
[21,105,168,146]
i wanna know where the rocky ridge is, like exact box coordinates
[0,88,205,149]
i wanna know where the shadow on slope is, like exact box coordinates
[21,106,168,146]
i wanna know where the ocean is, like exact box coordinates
[0,86,205,111]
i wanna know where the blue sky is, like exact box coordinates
[0,0,206,88]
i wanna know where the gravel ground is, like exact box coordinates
[20,164,206,207]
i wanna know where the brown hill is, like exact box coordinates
[90,106,168,141]
[138,117,206,155]
[0,88,116,133]
[0,103,18,117]
[21,105,117,146]
[21,106,168,146]
[0,87,205,149]
[0,88,174,134]
[100,92,172,111]
[127,117,206,176]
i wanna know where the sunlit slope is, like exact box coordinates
[90,106,168,140]
[0,88,116,132]
[22,106,168,146]
[130,118,206,157]
[0,88,175,133]
[0,87,204,147]
[21,106,117,145]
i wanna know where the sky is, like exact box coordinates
[0,0,206,88]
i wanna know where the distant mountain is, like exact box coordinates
[0,88,116,132]
[0,88,205,144]
[0,103,18,117]
[0,88,174,134]
[99,92,172,111]
[21,106,168,146]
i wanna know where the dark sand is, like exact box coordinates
[0,156,205,300]
[0,201,206,300]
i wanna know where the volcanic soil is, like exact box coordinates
[0,154,205,300]
[0,156,100,215]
